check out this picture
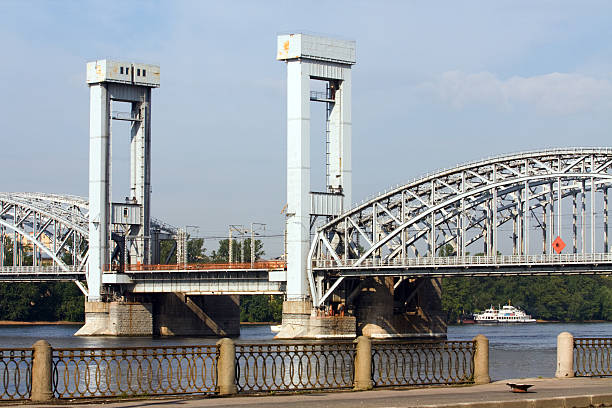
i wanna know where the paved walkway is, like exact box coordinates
[8,377,612,407]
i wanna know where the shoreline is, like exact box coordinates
[239,321,280,326]
[451,319,609,326]
[0,320,83,326]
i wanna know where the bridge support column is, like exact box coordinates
[276,276,446,339]
[284,57,311,301]
[76,294,240,337]
[87,83,110,302]
[75,301,153,336]
[356,277,447,339]
[276,299,356,339]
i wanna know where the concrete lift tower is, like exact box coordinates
[277,34,356,336]
[86,60,160,302]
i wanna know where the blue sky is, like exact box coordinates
[2,1,612,257]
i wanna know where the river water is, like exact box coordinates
[1,322,610,381]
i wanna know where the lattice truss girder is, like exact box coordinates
[312,149,612,271]
[0,193,89,271]
[0,193,177,276]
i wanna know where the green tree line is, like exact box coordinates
[442,275,612,323]
[438,243,612,323]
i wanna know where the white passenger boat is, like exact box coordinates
[474,303,536,324]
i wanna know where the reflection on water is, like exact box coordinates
[1,322,610,381]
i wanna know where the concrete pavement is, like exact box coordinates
[7,377,612,407]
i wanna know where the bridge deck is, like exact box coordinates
[313,253,612,277]
[1,254,611,284]
[0,265,287,294]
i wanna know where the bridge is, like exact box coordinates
[0,192,286,293]
[308,148,612,307]
[1,34,611,338]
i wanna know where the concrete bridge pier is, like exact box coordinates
[356,277,447,339]
[276,277,447,339]
[75,294,240,337]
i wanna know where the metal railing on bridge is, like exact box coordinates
[107,260,287,273]
[0,266,84,274]
[312,253,612,270]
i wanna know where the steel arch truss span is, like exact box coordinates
[310,148,612,306]
[0,192,89,280]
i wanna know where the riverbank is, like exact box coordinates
[0,320,82,326]
[10,377,612,408]
[451,319,610,325]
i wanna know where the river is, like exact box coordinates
[1,322,610,381]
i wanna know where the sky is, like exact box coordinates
[2,1,612,257]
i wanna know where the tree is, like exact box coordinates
[2,236,13,266]
[187,238,206,263]
[240,295,283,322]
[159,237,208,264]
[209,238,264,263]
[159,240,176,264]
[438,243,455,257]
[442,275,612,323]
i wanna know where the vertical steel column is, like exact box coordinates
[0,226,4,267]
[401,191,406,260]
[71,231,77,267]
[430,181,435,256]
[87,83,110,302]
[327,72,352,210]
[228,229,233,263]
[517,195,523,255]
[130,88,152,264]
[372,203,377,256]
[512,213,517,255]
[31,213,36,267]
[75,234,80,267]
[581,181,586,255]
[53,221,57,267]
[557,177,562,240]
[286,59,311,299]
[456,208,461,258]
[461,172,466,258]
[549,183,554,251]
[241,235,245,263]
[572,192,577,254]
[542,204,547,254]
[492,188,498,257]
[13,208,17,267]
[604,187,608,253]
[484,199,489,256]
[591,177,595,254]
[344,218,348,261]
[524,181,529,255]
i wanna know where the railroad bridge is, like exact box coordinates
[1,34,611,338]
